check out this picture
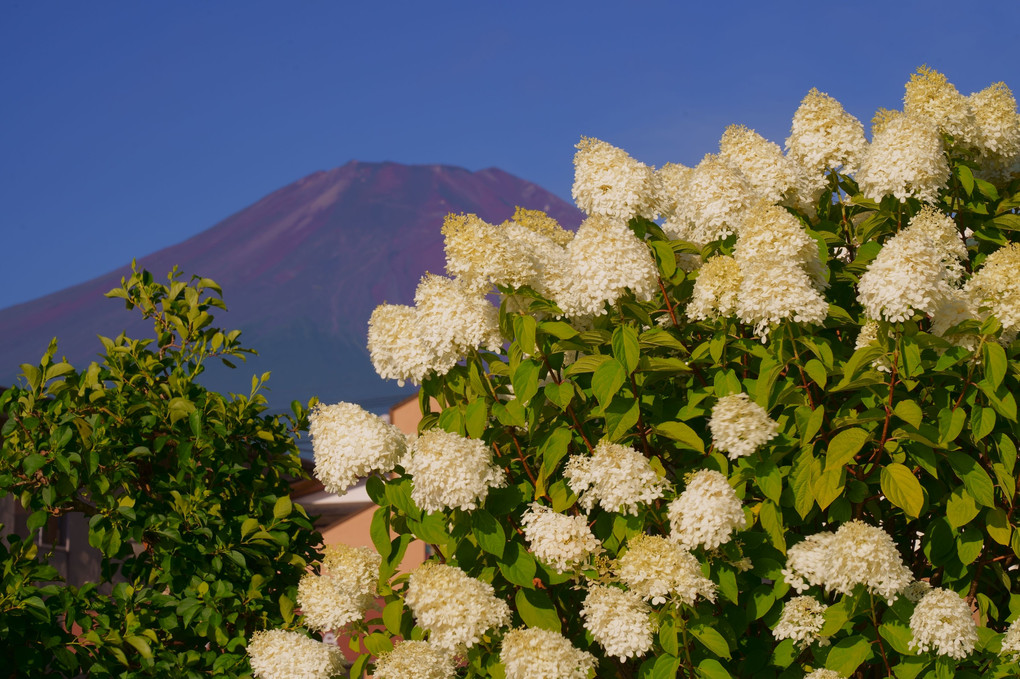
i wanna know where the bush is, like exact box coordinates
[0,266,320,677]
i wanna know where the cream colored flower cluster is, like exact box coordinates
[572,137,659,223]
[500,627,598,679]
[904,66,978,144]
[965,242,1020,337]
[368,273,502,386]
[1000,619,1020,661]
[664,154,755,244]
[668,469,746,550]
[857,208,965,323]
[772,595,827,649]
[580,584,655,661]
[298,544,380,632]
[708,393,779,459]
[520,503,603,573]
[719,124,802,205]
[908,587,978,660]
[804,670,845,679]
[309,401,407,495]
[733,201,828,339]
[857,112,949,203]
[615,533,716,606]
[403,429,506,513]
[782,520,912,602]
[404,562,511,651]
[373,640,456,679]
[246,630,345,679]
[686,255,741,321]
[564,441,669,515]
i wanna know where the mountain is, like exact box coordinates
[0,161,583,412]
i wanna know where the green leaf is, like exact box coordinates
[382,599,404,635]
[279,593,294,623]
[499,541,537,588]
[273,495,292,519]
[759,500,786,553]
[168,396,196,424]
[946,488,980,529]
[538,320,578,340]
[879,621,914,655]
[472,509,506,558]
[27,510,48,533]
[971,406,996,441]
[514,588,561,632]
[125,635,153,660]
[689,623,731,658]
[652,421,704,453]
[938,407,967,445]
[957,525,983,565]
[880,463,924,518]
[804,358,827,389]
[465,399,487,438]
[983,342,1007,390]
[23,453,47,475]
[697,658,732,679]
[513,314,538,356]
[591,358,627,408]
[825,635,872,676]
[651,239,678,279]
[825,427,869,472]
[948,452,996,507]
[956,164,975,196]
[612,326,640,374]
[240,517,259,539]
[659,615,678,656]
[512,360,541,406]
[563,354,612,376]
[813,468,844,510]
[992,213,1020,231]
[894,400,923,429]
[986,507,1012,546]
[363,632,393,656]
[756,461,782,504]
[604,396,640,442]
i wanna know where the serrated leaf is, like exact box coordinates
[880,463,924,518]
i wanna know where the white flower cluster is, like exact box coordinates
[572,137,658,223]
[970,82,1020,178]
[520,503,603,573]
[668,469,746,550]
[904,66,978,143]
[857,112,949,203]
[555,215,659,317]
[734,201,828,339]
[373,640,456,679]
[615,533,716,606]
[246,630,344,679]
[403,429,506,513]
[857,208,964,323]
[309,402,407,495]
[772,595,827,649]
[908,587,978,660]
[564,441,669,515]
[782,520,912,602]
[1000,619,1020,661]
[686,255,741,321]
[965,242,1020,337]
[665,154,755,244]
[785,88,868,180]
[708,393,779,459]
[404,562,511,651]
[297,543,380,632]
[719,124,801,205]
[500,627,598,679]
[580,584,655,661]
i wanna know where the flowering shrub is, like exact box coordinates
[259,67,1020,678]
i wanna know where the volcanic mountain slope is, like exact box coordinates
[0,161,583,411]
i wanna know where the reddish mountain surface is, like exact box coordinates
[0,161,583,411]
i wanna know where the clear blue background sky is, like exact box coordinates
[2,1,1019,311]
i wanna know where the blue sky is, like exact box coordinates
[2,1,1019,310]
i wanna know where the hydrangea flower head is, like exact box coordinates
[615,533,716,606]
[500,627,598,679]
[773,595,828,649]
[857,113,949,203]
[403,429,506,513]
[246,630,344,679]
[908,587,978,660]
[520,503,603,573]
[580,584,655,661]
[310,402,407,495]
[572,137,658,222]
[405,562,511,651]
[563,441,669,515]
[668,469,746,550]
[708,393,779,459]
[373,640,456,679]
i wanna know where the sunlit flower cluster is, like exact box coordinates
[309,401,407,495]
[405,562,511,651]
[1000,619,1020,661]
[719,124,801,204]
[857,112,949,203]
[564,441,669,515]
[615,533,716,606]
[247,630,344,679]
[782,520,912,602]
[666,154,755,244]
[298,543,380,631]
[668,469,746,550]
[904,65,978,143]
[403,429,506,512]
[373,640,456,679]
[965,242,1020,337]
[686,255,742,321]
[908,587,979,660]
[804,670,845,679]
[572,136,658,222]
[772,595,828,649]
[785,87,868,180]
[708,392,779,459]
[500,627,598,679]
[580,584,655,661]
[520,503,603,573]
[969,82,1020,177]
